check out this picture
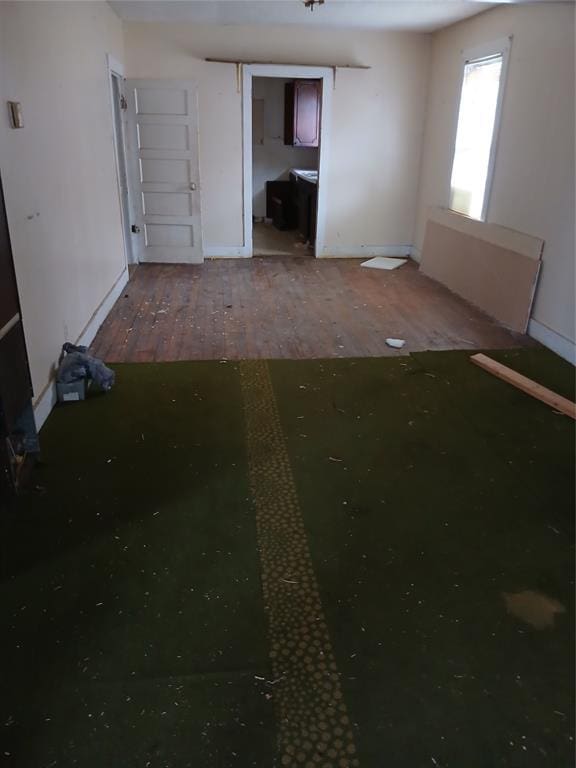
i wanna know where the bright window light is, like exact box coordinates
[449,53,504,220]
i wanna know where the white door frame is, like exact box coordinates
[242,64,333,258]
[106,54,133,267]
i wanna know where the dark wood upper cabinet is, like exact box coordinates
[284,80,321,147]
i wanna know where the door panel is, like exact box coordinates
[293,81,320,146]
[140,158,191,185]
[127,79,203,264]
[284,80,321,148]
[135,87,188,116]
[146,224,194,247]
[138,123,189,151]
[143,192,192,217]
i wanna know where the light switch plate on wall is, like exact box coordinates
[7,101,24,129]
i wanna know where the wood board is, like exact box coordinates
[471,353,576,419]
[420,210,543,333]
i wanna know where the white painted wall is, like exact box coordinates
[123,23,431,253]
[414,3,575,355]
[0,1,126,409]
[252,77,318,219]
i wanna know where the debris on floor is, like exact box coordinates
[502,590,566,630]
[56,342,115,402]
[385,338,406,349]
[360,256,407,270]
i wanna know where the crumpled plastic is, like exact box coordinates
[56,343,115,391]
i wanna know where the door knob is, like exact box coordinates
[189,182,197,191]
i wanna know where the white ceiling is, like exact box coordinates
[109,0,500,32]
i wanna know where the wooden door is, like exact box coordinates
[126,80,203,264]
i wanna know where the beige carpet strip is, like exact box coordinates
[240,360,358,768]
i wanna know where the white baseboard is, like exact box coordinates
[411,246,422,262]
[33,382,58,434]
[204,245,250,259]
[77,267,129,348]
[528,319,576,364]
[33,267,129,431]
[204,244,416,260]
[317,244,414,259]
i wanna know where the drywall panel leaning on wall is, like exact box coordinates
[420,207,543,333]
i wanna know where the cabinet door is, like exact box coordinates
[285,80,321,147]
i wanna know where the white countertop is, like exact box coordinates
[291,169,318,184]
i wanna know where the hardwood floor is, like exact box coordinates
[91,258,532,363]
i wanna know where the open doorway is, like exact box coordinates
[252,77,319,257]
[242,65,333,259]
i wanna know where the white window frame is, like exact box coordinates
[448,36,512,222]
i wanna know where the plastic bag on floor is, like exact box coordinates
[56,343,115,391]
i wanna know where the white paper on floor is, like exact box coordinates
[385,338,406,349]
[360,257,407,270]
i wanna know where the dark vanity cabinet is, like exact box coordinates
[290,173,317,244]
[284,80,321,147]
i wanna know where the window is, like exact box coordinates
[449,41,510,220]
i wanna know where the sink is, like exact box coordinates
[291,169,318,184]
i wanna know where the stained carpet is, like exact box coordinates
[0,350,573,767]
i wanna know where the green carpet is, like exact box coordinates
[0,350,573,767]
[1,363,275,767]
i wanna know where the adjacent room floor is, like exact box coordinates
[253,222,313,257]
[91,257,531,363]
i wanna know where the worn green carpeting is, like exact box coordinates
[1,363,276,767]
[0,349,573,767]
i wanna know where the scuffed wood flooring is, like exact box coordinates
[91,258,531,362]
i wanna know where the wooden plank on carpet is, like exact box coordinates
[471,353,576,419]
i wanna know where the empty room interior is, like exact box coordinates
[0,0,574,765]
